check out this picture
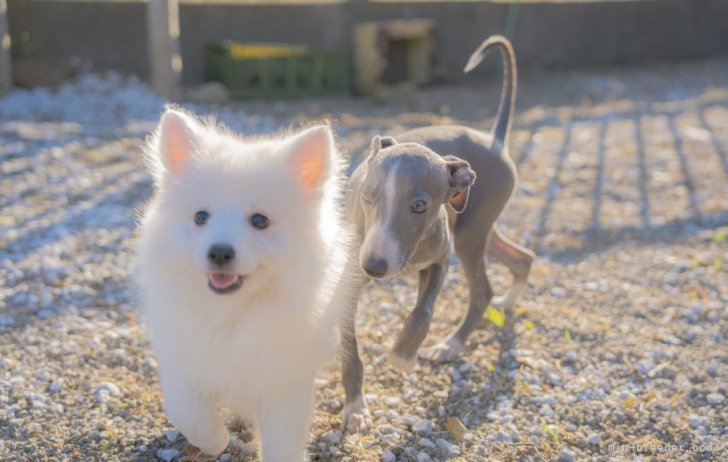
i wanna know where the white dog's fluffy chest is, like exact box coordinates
[146,276,337,416]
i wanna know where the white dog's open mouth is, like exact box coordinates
[207,273,244,294]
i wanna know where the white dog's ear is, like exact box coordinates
[368,135,397,162]
[156,108,200,175]
[287,125,336,191]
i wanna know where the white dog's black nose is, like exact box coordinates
[363,258,387,278]
[208,244,235,267]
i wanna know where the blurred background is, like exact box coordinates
[3,0,728,94]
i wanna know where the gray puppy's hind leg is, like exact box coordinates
[487,227,534,310]
[389,262,448,372]
[427,228,494,363]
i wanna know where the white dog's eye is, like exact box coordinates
[250,213,270,230]
[194,210,209,225]
[411,199,428,214]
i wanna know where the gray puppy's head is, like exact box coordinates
[358,136,476,278]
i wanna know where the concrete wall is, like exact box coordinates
[8,0,149,83]
[7,0,728,86]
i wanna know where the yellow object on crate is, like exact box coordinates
[228,43,309,60]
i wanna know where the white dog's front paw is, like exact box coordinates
[341,400,372,434]
[389,349,416,373]
[424,337,464,363]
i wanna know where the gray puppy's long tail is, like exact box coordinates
[464,35,517,147]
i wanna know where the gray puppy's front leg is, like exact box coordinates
[340,272,371,433]
[389,261,448,372]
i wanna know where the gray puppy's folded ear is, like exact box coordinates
[368,135,398,162]
[443,155,476,213]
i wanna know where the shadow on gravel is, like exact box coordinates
[519,97,728,262]
[376,312,522,460]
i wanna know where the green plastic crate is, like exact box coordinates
[206,41,352,98]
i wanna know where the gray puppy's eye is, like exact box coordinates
[411,199,428,214]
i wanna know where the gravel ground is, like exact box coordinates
[1,56,727,461]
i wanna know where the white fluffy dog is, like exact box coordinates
[136,107,353,461]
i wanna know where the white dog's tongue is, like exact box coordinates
[209,273,238,290]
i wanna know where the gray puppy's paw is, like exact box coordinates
[424,337,464,363]
[341,400,372,434]
[388,349,416,373]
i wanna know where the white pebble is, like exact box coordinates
[551,287,567,298]
[412,419,433,433]
[416,451,431,462]
[49,380,64,393]
[95,382,120,396]
[379,424,396,435]
[385,396,401,407]
[403,388,417,401]
[382,450,396,462]
[399,414,416,426]
[546,372,562,386]
[325,398,341,410]
[532,395,556,406]
[96,389,111,404]
[706,393,725,404]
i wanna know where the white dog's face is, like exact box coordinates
[144,109,336,298]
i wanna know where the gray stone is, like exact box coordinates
[586,433,601,445]
[156,448,180,462]
[436,438,461,456]
[412,419,433,433]
[558,449,576,462]
[419,437,435,448]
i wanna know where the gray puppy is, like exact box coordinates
[340,35,535,432]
